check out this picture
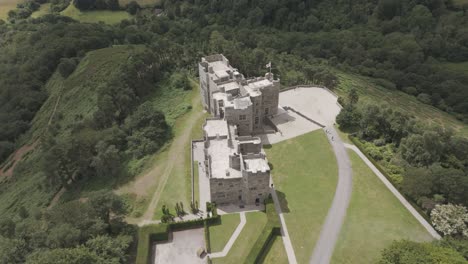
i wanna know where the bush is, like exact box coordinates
[57,58,78,78]
[126,1,140,15]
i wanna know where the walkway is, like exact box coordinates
[271,185,298,264]
[209,212,246,258]
[344,143,441,240]
[310,127,353,264]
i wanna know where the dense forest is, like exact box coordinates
[1,0,468,262]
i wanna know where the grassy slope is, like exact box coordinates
[335,71,468,137]
[31,3,51,18]
[0,46,139,216]
[209,213,241,253]
[212,212,268,264]
[265,131,338,264]
[0,0,22,20]
[331,151,434,264]
[262,236,289,264]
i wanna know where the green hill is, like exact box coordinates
[0,46,143,216]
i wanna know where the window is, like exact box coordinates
[255,117,259,124]
[219,100,224,107]
[218,182,223,186]
[264,108,269,115]
[249,187,257,191]
[239,114,246,121]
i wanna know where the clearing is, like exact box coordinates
[265,131,339,264]
[335,71,468,137]
[212,212,268,264]
[331,151,434,264]
[208,213,241,253]
[61,3,131,24]
[0,0,22,20]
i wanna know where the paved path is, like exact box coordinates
[310,127,353,264]
[344,143,441,240]
[271,185,298,264]
[209,212,246,258]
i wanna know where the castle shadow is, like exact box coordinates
[275,190,290,213]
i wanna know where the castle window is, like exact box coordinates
[264,108,269,115]
[218,182,223,186]
[239,114,246,121]
[255,117,259,124]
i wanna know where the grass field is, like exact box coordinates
[331,151,434,264]
[212,212,268,264]
[265,131,338,264]
[0,0,22,20]
[335,72,468,137]
[209,213,241,253]
[60,4,131,24]
[262,236,289,264]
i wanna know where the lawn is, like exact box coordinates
[60,3,131,24]
[208,213,241,253]
[262,236,289,264]
[0,0,22,20]
[331,151,434,264]
[335,71,468,137]
[265,131,339,264]
[212,212,268,264]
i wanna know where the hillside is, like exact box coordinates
[0,46,143,216]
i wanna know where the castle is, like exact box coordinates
[198,54,280,206]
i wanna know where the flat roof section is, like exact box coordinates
[207,138,241,179]
[244,158,270,173]
[204,119,229,138]
[234,97,252,110]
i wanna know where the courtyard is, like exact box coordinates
[261,87,341,144]
[153,228,206,264]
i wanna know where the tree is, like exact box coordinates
[57,58,77,78]
[431,204,468,238]
[126,1,140,15]
[348,88,359,105]
[379,240,466,264]
[402,167,433,199]
[85,235,132,263]
[25,247,104,264]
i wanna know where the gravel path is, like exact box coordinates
[310,127,353,264]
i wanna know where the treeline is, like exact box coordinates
[338,96,468,210]
[160,0,468,121]
[72,0,119,11]
[0,190,134,263]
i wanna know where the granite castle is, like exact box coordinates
[198,54,280,206]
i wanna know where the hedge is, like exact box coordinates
[135,215,220,264]
[244,198,282,263]
[136,223,169,264]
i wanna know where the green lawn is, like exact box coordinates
[331,151,434,264]
[262,236,289,264]
[265,131,338,263]
[60,3,131,24]
[212,212,268,264]
[209,213,241,253]
[335,72,468,137]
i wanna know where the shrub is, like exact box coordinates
[58,58,77,78]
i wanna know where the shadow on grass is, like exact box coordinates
[263,144,273,149]
[256,235,279,264]
[276,190,290,213]
[268,162,274,171]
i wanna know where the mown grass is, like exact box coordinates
[262,236,289,264]
[331,151,434,264]
[265,131,338,264]
[212,212,268,264]
[335,71,468,137]
[208,213,241,253]
[60,3,131,24]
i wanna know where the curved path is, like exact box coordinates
[310,127,353,264]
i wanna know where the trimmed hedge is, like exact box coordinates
[245,198,282,263]
[204,221,211,253]
[135,215,221,264]
[136,223,169,264]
